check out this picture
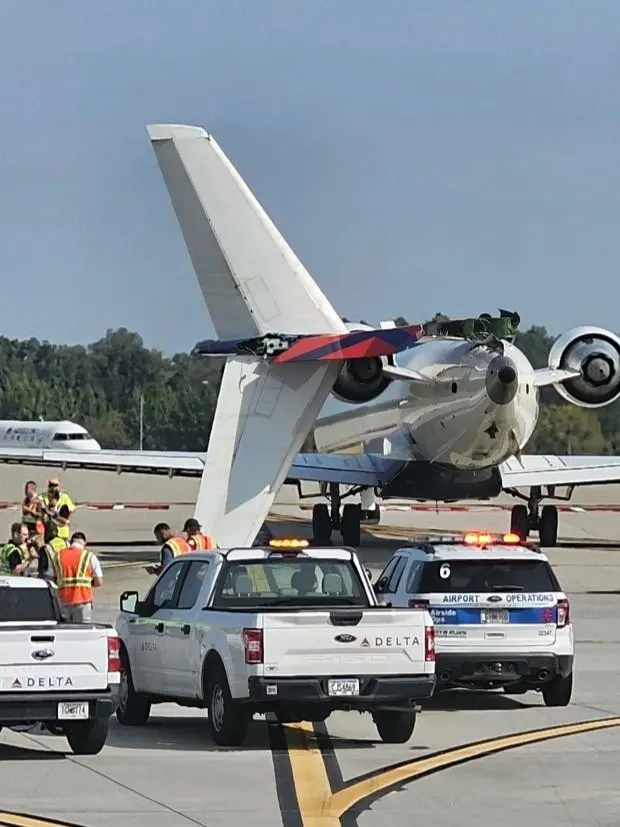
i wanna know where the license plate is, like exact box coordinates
[482,609,509,624]
[327,679,360,696]
[474,662,517,675]
[57,702,89,720]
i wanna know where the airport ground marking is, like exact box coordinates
[280,716,620,826]
[0,814,84,827]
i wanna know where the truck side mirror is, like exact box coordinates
[120,590,139,614]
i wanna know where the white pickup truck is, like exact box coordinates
[0,576,120,754]
[115,544,436,746]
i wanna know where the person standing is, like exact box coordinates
[22,481,44,536]
[0,523,32,575]
[146,523,190,575]
[40,477,75,542]
[183,518,215,550]
[54,531,102,622]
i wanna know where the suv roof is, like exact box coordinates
[397,534,548,564]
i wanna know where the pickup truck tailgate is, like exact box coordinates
[261,609,429,677]
[0,626,110,692]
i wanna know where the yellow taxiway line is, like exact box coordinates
[282,716,620,825]
[0,814,76,827]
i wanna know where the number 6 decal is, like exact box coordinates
[439,563,451,579]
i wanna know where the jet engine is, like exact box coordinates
[331,320,394,404]
[548,326,620,408]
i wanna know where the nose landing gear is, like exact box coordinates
[510,486,559,547]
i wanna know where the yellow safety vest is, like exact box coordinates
[167,537,190,557]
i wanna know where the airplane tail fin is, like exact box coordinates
[147,124,347,340]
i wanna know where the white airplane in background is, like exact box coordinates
[2,123,620,550]
[0,421,101,451]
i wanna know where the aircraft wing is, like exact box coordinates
[501,454,620,489]
[0,447,207,476]
[0,445,404,488]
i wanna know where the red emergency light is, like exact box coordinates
[463,532,521,546]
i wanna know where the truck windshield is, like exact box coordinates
[419,559,561,593]
[211,557,370,609]
[0,586,57,622]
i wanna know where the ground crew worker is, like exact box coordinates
[54,531,102,622]
[0,523,33,575]
[146,523,190,575]
[38,522,67,581]
[22,481,44,536]
[40,477,75,541]
[183,518,215,550]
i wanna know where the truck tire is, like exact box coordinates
[372,709,417,744]
[65,718,109,755]
[542,673,573,707]
[117,653,151,726]
[206,664,249,747]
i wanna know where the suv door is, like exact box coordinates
[131,560,188,694]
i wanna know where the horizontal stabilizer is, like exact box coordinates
[533,367,581,387]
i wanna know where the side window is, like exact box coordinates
[385,556,407,594]
[376,557,399,592]
[177,561,211,610]
[405,561,424,593]
[151,562,185,610]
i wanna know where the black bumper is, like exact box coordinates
[0,688,118,725]
[436,652,574,685]
[247,674,436,711]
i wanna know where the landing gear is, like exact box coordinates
[311,483,373,547]
[509,486,559,547]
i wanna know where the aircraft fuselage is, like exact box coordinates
[314,338,539,471]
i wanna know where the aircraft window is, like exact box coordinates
[52,433,92,441]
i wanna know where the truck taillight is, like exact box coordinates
[243,628,264,664]
[557,599,570,628]
[107,636,121,673]
[424,625,435,662]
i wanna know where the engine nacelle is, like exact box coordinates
[548,325,620,408]
[331,320,394,404]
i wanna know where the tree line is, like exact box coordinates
[0,321,617,455]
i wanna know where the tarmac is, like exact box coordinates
[0,469,619,826]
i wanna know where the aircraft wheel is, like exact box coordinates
[341,504,361,547]
[510,504,529,540]
[312,504,332,545]
[538,505,558,547]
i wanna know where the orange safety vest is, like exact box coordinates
[167,536,191,557]
[54,546,94,605]
[188,532,214,550]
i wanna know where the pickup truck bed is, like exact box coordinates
[0,578,120,755]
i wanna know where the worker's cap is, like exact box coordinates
[183,518,201,531]
[48,477,60,486]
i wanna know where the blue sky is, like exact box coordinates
[1,0,618,356]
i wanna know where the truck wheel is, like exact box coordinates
[206,664,249,747]
[117,655,151,726]
[542,673,573,707]
[65,718,109,755]
[372,709,417,744]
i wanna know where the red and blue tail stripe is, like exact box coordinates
[272,324,425,363]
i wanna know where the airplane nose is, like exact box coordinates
[486,356,518,405]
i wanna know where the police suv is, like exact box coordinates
[373,532,573,706]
